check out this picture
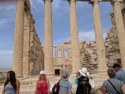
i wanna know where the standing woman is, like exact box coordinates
[2,70,20,94]
[35,70,50,94]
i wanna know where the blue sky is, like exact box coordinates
[0,0,113,68]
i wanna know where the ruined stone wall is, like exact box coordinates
[80,10,125,71]
[28,29,44,75]
[53,41,72,73]
[105,13,120,67]
[80,13,120,72]
[80,41,98,73]
[23,1,44,76]
[53,41,98,74]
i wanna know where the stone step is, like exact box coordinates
[20,91,35,94]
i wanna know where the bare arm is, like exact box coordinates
[68,82,72,94]
[69,90,72,94]
[122,85,125,94]
[100,86,107,94]
[16,80,20,94]
[35,81,38,94]
[47,80,50,94]
[2,90,4,94]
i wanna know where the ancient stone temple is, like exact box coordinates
[12,0,125,77]
[13,0,44,77]
[1,0,125,94]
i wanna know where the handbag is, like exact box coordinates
[108,79,120,94]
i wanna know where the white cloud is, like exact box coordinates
[79,30,108,42]
[54,29,108,45]
[79,30,95,41]
[0,3,16,25]
[30,0,43,8]
[0,50,13,55]
[52,0,62,9]
[54,36,70,45]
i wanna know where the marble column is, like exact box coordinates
[29,19,34,75]
[13,0,24,77]
[44,0,54,75]
[55,50,58,58]
[62,48,64,57]
[69,0,81,74]
[22,11,31,77]
[113,0,125,69]
[92,0,107,72]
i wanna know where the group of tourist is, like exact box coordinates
[2,63,125,94]
[101,63,125,94]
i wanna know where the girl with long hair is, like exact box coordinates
[35,70,50,94]
[2,70,20,94]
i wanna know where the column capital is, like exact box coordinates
[43,0,53,2]
[112,0,123,3]
[89,0,99,5]
[68,0,76,3]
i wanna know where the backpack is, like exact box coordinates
[52,80,60,94]
[76,76,91,94]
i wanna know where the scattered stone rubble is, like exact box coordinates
[80,41,98,73]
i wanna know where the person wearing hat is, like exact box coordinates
[35,70,50,94]
[113,63,125,83]
[59,71,72,94]
[76,67,91,94]
[75,67,90,85]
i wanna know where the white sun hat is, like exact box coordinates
[40,70,46,75]
[79,67,89,76]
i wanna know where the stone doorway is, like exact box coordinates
[55,69,60,76]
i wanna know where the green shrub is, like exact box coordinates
[0,78,6,84]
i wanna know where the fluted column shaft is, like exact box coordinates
[55,50,58,57]
[92,0,107,72]
[44,0,54,75]
[13,0,24,77]
[29,20,34,75]
[23,12,31,77]
[69,0,81,74]
[113,0,125,69]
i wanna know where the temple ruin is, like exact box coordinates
[1,0,125,93]
[12,0,125,77]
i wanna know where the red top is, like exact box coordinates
[36,79,48,94]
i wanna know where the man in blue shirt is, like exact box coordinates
[113,63,125,83]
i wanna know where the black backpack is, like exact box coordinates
[52,80,60,94]
[76,76,91,94]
